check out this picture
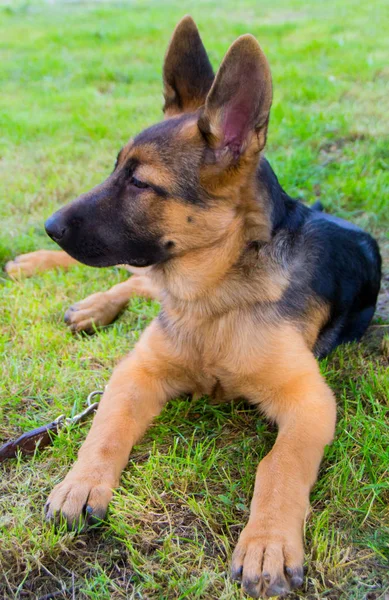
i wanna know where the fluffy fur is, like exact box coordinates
[11,17,381,598]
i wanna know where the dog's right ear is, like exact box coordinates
[163,16,214,117]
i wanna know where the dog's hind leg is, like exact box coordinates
[5,250,79,279]
[64,274,160,333]
[231,327,336,598]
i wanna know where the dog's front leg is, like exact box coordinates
[232,337,336,598]
[64,274,160,333]
[45,320,189,527]
[6,250,79,278]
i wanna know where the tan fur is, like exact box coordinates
[230,327,335,597]
[302,300,331,350]
[115,139,134,167]
[27,20,338,598]
[5,250,78,278]
[45,167,335,597]
[64,274,159,333]
[47,287,336,597]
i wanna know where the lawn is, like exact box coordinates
[0,0,388,598]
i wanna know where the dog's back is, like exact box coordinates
[258,156,381,358]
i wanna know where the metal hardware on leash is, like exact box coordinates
[53,389,103,426]
[61,389,104,426]
[0,389,105,462]
[87,389,104,406]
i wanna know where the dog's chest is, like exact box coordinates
[165,306,276,396]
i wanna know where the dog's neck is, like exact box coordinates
[151,157,291,316]
[157,215,247,301]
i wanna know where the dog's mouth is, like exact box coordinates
[45,211,167,269]
[127,256,150,267]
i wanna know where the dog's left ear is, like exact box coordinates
[198,35,272,162]
[163,16,214,117]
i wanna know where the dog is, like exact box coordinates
[30,17,381,598]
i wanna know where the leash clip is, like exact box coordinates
[63,390,104,426]
[0,389,105,462]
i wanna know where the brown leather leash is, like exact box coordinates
[0,390,103,462]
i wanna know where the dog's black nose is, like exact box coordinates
[45,213,67,243]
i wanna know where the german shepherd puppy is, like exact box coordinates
[43,17,381,598]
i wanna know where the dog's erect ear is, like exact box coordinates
[163,15,214,117]
[198,35,272,162]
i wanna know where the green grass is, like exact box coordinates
[0,0,388,598]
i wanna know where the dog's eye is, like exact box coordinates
[130,175,149,189]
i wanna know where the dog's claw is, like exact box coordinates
[266,576,290,597]
[231,521,304,598]
[45,472,112,531]
[285,566,304,589]
[262,572,271,584]
[231,565,243,581]
[242,577,261,599]
[64,307,75,324]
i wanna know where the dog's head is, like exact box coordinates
[45,16,272,268]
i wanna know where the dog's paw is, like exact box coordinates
[5,251,53,279]
[64,292,121,333]
[231,522,304,598]
[45,469,113,529]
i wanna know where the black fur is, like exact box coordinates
[259,157,381,357]
[45,121,381,359]
[45,165,170,268]
[133,115,207,206]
